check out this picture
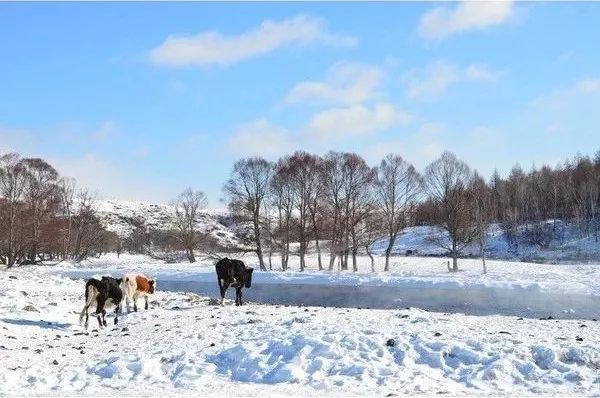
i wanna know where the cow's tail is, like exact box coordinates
[79,281,98,324]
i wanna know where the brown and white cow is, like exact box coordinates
[121,274,156,312]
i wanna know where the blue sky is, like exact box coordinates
[1,1,599,207]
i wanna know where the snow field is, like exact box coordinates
[1,268,600,396]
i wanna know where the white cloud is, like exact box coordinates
[131,146,151,158]
[531,77,600,110]
[464,64,502,82]
[363,122,445,168]
[406,61,459,100]
[51,153,165,202]
[150,14,357,67]
[545,123,563,135]
[228,118,293,158]
[307,103,412,141]
[406,61,501,100]
[419,1,514,40]
[186,133,209,145]
[0,125,31,154]
[576,78,600,94]
[286,61,383,105]
[91,120,118,143]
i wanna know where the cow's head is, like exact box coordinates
[148,279,156,294]
[244,268,254,288]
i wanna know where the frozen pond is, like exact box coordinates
[61,269,600,320]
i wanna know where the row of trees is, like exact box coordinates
[223,150,600,273]
[4,148,598,271]
[0,153,118,266]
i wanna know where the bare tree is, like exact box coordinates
[359,209,385,273]
[223,157,273,271]
[70,190,104,262]
[0,153,29,266]
[285,152,323,271]
[21,158,60,263]
[171,188,208,263]
[269,160,294,271]
[58,177,76,259]
[374,154,422,271]
[424,152,476,272]
[321,152,374,271]
[321,152,346,270]
[344,155,375,272]
[471,173,492,273]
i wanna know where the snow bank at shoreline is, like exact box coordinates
[1,268,599,396]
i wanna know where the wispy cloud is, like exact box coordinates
[306,103,412,141]
[51,153,170,202]
[150,14,357,68]
[531,77,600,110]
[419,1,514,40]
[405,61,501,100]
[363,122,445,168]
[91,120,118,143]
[0,125,32,154]
[228,118,293,158]
[131,145,151,158]
[285,61,383,105]
[576,78,600,94]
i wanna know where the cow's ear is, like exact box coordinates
[117,278,123,284]
[149,280,155,286]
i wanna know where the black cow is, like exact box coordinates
[78,276,123,328]
[215,257,254,306]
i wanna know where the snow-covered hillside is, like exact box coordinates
[373,223,600,264]
[1,265,599,396]
[94,200,239,247]
[91,200,599,264]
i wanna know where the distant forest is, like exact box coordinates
[221,150,600,273]
[2,149,599,271]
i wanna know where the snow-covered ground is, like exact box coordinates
[1,264,599,396]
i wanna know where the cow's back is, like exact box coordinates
[135,275,151,292]
[231,259,247,281]
[121,274,138,299]
[215,258,232,280]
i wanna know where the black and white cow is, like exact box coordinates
[215,257,254,306]
[79,276,123,328]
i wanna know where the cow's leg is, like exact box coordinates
[217,277,224,305]
[144,295,149,310]
[220,281,230,305]
[235,288,242,306]
[81,302,90,329]
[133,294,138,312]
[114,305,119,325]
[125,296,131,313]
[95,298,106,328]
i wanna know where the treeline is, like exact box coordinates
[223,150,600,273]
[0,153,118,266]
